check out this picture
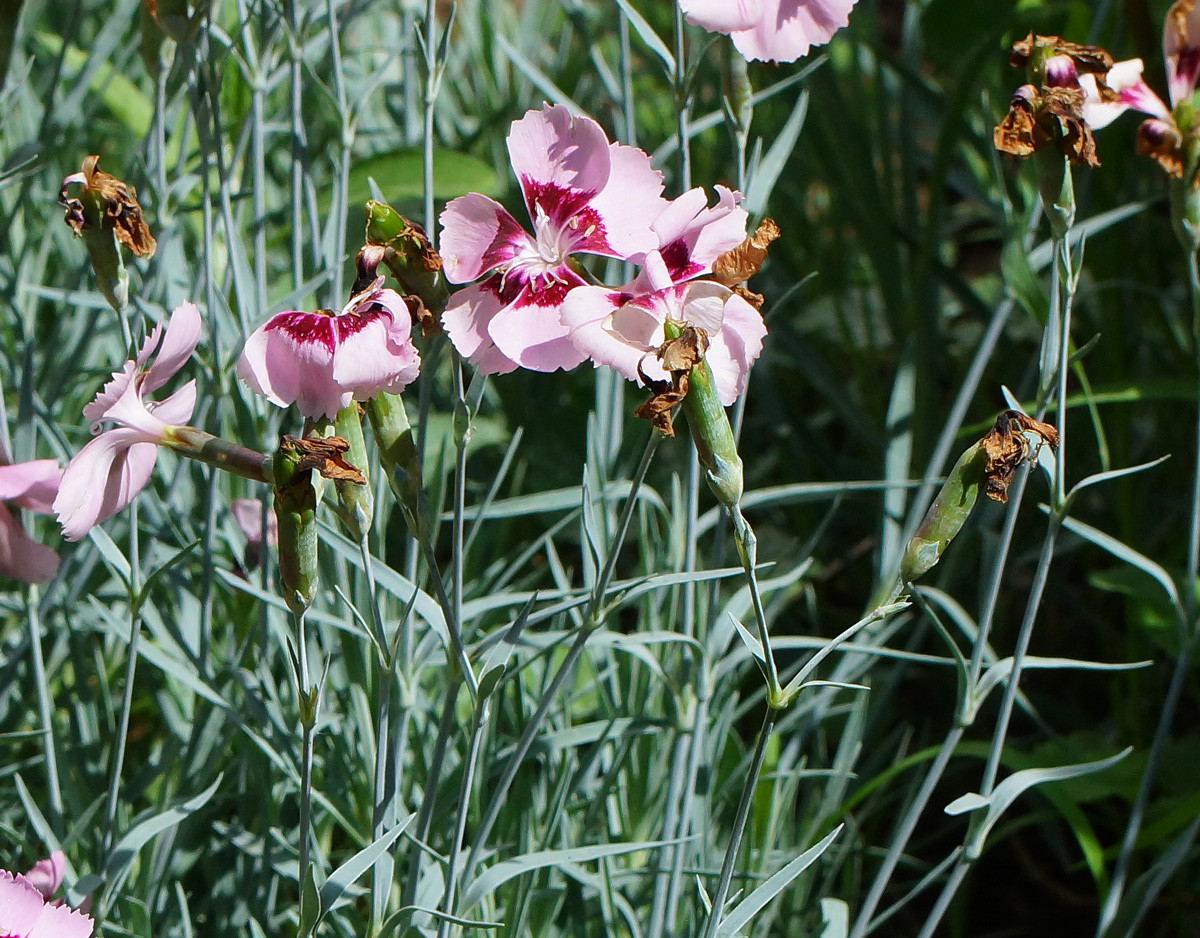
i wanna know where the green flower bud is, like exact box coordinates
[273,441,320,616]
[365,391,427,539]
[900,441,987,583]
[665,319,744,512]
[363,200,449,320]
[331,404,373,543]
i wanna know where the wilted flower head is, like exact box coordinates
[439,103,666,374]
[561,188,766,406]
[59,156,156,259]
[0,460,62,583]
[679,0,858,63]
[237,278,420,419]
[995,34,1116,168]
[0,852,93,938]
[54,302,201,541]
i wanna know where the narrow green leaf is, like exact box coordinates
[315,814,415,923]
[714,825,843,938]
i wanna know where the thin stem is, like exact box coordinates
[27,585,62,827]
[701,706,779,938]
[436,698,489,938]
[422,0,438,242]
[103,500,142,857]
[296,608,316,935]
[731,508,782,700]
[673,6,691,192]
[287,0,306,292]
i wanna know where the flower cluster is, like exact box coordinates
[439,104,768,405]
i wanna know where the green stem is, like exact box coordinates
[27,585,63,827]
[701,705,779,938]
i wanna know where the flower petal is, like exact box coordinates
[731,0,857,64]
[26,899,94,938]
[571,142,667,260]
[0,503,60,583]
[439,194,532,283]
[54,430,157,541]
[681,0,763,32]
[442,280,521,375]
[706,292,767,405]
[509,104,612,227]
[562,285,665,385]
[652,186,748,283]
[237,312,342,417]
[24,853,65,901]
[1165,0,1200,108]
[143,301,202,394]
[0,460,63,513]
[487,275,590,372]
[330,315,421,401]
[0,870,46,937]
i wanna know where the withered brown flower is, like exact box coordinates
[280,435,366,484]
[994,84,1100,167]
[633,324,710,436]
[59,155,156,259]
[1009,33,1113,76]
[981,410,1059,503]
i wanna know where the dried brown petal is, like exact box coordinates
[732,284,765,310]
[1137,119,1185,178]
[61,155,157,258]
[403,292,442,337]
[712,217,780,287]
[995,85,1039,159]
[1009,33,1112,75]
[1040,87,1100,167]
[981,410,1060,502]
[282,435,366,484]
[1168,0,1197,51]
[633,324,711,436]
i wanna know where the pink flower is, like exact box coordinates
[0,460,62,583]
[21,852,65,901]
[54,302,201,541]
[439,103,666,374]
[237,278,420,419]
[1165,0,1200,109]
[1079,59,1171,129]
[0,861,93,938]
[561,187,766,406]
[680,0,858,63]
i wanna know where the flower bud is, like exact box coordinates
[331,404,374,543]
[1043,54,1079,88]
[900,441,987,583]
[665,320,744,512]
[365,391,427,539]
[363,200,449,323]
[272,440,320,616]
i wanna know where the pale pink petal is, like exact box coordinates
[731,0,857,63]
[1080,62,1170,129]
[231,498,277,547]
[83,362,137,424]
[149,381,198,428]
[0,461,63,514]
[442,280,521,375]
[0,504,60,583]
[439,195,532,283]
[143,302,202,394]
[706,291,767,405]
[562,286,665,385]
[26,900,94,938]
[23,853,65,901]
[237,312,340,416]
[0,871,45,936]
[681,0,763,32]
[651,187,748,283]
[487,277,590,372]
[508,104,612,225]
[1165,2,1200,108]
[330,316,421,399]
[572,142,667,260]
[54,431,157,541]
